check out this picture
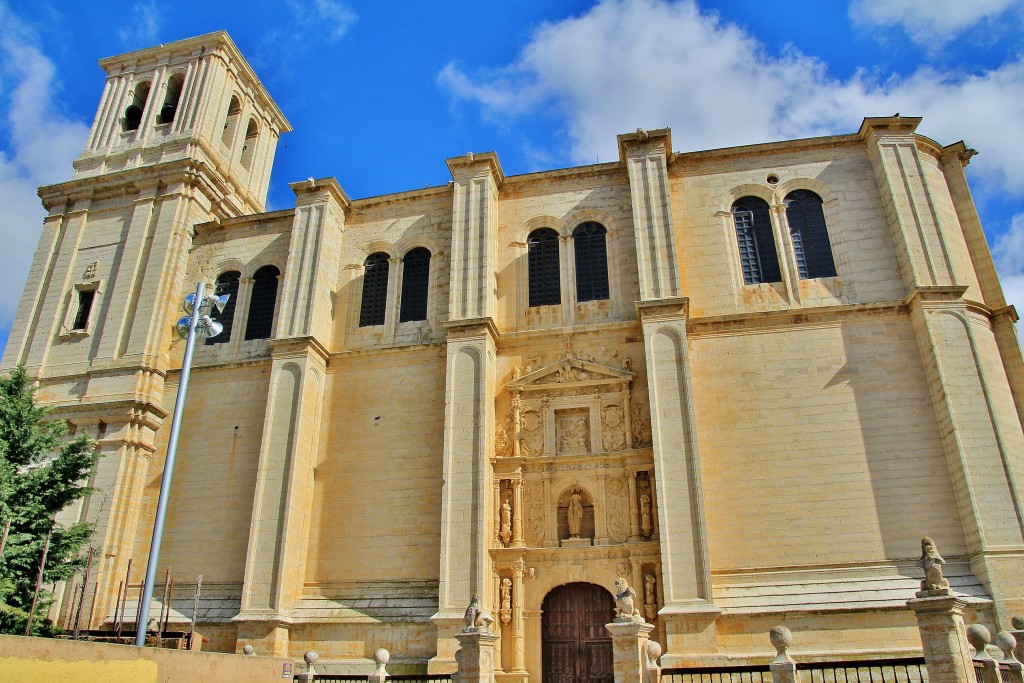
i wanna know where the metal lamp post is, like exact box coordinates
[135,282,228,647]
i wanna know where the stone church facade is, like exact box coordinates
[3,31,1024,679]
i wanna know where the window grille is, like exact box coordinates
[205,271,240,345]
[573,222,610,302]
[244,265,280,340]
[359,252,390,327]
[528,228,561,307]
[785,189,837,279]
[732,196,782,285]
[399,247,431,322]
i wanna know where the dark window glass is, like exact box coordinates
[732,196,782,285]
[206,271,240,345]
[573,222,610,302]
[528,228,561,307]
[359,252,390,327]
[785,190,837,279]
[399,247,431,322]
[244,265,280,340]
[72,290,95,331]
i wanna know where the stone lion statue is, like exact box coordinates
[463,594,494,633]
[613,577,642,622]
[920,536,950,592]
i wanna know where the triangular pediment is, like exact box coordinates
[507,355,633,392]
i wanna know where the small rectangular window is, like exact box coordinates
[71,289,96,331]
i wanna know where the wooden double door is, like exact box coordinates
[542,583,615,683]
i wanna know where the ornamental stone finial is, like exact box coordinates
[242,644,254,656]
[770,625,794,664]
[995,632,1019,663]
[370,648,390,680]
[967,624,993,660]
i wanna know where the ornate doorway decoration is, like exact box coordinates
[541,582,615,683]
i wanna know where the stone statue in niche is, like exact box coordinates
[558,415,589,453]
[640,494,653,537]
[522,410,543,455]
[499,578,512,624]
[601,404,627,451]
[463,594,494,633]
[500,499,512,546]
[644,574,658,622]
[631,402,653,447]
[613,578,643,623]
[567,494,584,538]
[919,536,950,593]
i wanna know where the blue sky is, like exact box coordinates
[1,0,1023,354]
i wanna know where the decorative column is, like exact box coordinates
[627,472,641,540]
[509,561,527,679]
[512,478,524,547]
[607,618,656,683]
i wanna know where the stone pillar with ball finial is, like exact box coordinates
[769,626,797,683]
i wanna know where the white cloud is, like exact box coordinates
[0,4,89,338]
[438,0,1024,197]
[993,213,1024,324]
[850,0,1022,48]
[310,0,358,41]
[118,1,161,49]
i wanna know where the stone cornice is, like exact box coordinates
[617,128,672,163]
[269,335,330,363]
[446,151,505,185]
[444,316,500,342]
[290,176,351,211]
[636,297,689,322]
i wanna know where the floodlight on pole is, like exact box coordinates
[135,282,227,647]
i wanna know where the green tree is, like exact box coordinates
[0,366,101,635]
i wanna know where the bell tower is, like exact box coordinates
[0,31,290,628]
[75,30,289,215]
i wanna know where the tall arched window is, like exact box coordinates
[222,96,241,147]
[528,228,561,307]
[573,222,609,302]
[732,196,781,285]
[240,118,258,170]
[359,252,390,327]
[123,81,151,131]
[206,271,240,345]
[244,265,280,340]
[158,73,185,124]
[785,190,837,279]
[399,247,431,322]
